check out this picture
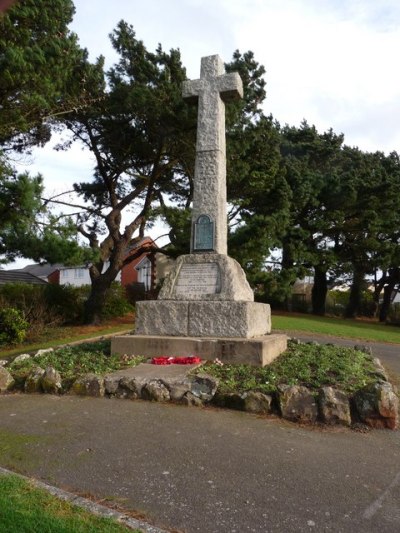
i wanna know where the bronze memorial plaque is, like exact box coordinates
[175,263,220,297]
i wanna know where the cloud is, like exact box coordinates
[216,0,400,152]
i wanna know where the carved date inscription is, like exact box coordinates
[175,263,220,296]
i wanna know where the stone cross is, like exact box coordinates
[182,55,243,255]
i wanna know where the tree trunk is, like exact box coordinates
[379,282,395,322]
[83,276,113,325]
[344,268,364,318]
[311,266,328,315]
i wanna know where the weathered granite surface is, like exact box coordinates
[135,300,270,338]
[158,253,253,301]
[278,385,319,423]
[182,55,243,255]
[0,366,14,392]
[319,386,352,426]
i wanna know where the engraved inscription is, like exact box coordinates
[175,263,220,296]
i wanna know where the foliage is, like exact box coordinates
[0,307,29,346]
[101,283,134,320]
[0,0,102,264]
[0,0,92,150]
[0,474,141,532]
[9,340,145,390]
[0,282,133,339]
[201,341,377,395]
[51,21,195,323]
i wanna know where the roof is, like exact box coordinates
[19,263,63,278]
[0,270,48,285]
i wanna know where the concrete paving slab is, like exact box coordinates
[117,362,203,382]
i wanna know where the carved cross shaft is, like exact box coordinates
[182,55,243,255]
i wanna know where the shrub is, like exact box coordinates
[101,283,134,319]
[0,307,29,346]
[43,283,88,324]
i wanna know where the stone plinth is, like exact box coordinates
[158,253,253,301]
[136,300,271,338]
[111,334,288,367]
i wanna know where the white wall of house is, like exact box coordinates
[59,264,121,287]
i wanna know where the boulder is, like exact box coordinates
[104,374,122,396]
[354,382,399,430]
[0,366,15,392]
[318,387,351,426]
[72,373,105,397]
[141,380,170,402]
[13,353,31,364]
[24,366,45,393]
[0,359,8,367]
[278,385,318,423]
[34,348,54,358]
[243,391,272,414]
[167,380,192,402]
[181,391,203,407]
[212,392,245,410]
[371,358,389,382]
[189,374,218,402]
[354,344,373,356]
[41,366,62,394]
[117,376,141,399]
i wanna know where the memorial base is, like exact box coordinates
[111,334,288,367]
[135,300,271,338]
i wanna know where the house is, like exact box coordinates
[13,237,158,292]
[0,270,48,285]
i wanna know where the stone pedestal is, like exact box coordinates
[111,334,288,367]
[135,300,271,338]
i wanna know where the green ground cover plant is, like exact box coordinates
[9,341,145,391]
[272,313,400,344]
[201,341,378,396]
[0,474,139,532]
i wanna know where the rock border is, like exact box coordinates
[1,341,398,430]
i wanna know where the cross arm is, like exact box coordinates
[217,72,243,102]
[182,79,203,103]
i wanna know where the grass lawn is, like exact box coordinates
[0,474,139,533]
[272,312,400,344]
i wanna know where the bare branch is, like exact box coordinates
[41,197,105,218]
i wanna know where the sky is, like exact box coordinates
[9,0,400,267]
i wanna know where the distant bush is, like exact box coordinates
[101,283,134,319]
[43,283,89,324]
[0,307,29,346]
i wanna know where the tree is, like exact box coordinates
[0,0,91,151]
[272,122,345,313]
[51,21,196,323]
[0,151,94,264]
[0,0,101,264]
[330,148,400,318]
[0,153,42,262]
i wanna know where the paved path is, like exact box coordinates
[0,334,399,533]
